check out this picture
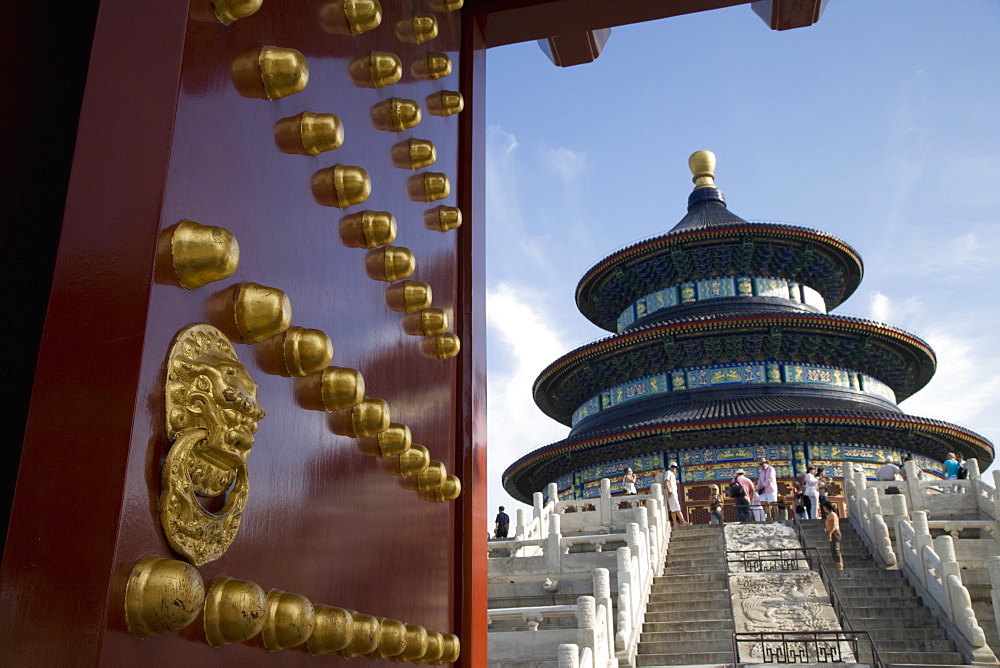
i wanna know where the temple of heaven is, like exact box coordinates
[502,151,994,519]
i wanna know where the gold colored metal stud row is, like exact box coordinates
[360,424,463,502]
[315,369,461,502]
[216,0,464,33]
[317,0,463,38]
[167,222,461,502]
[228,44,465,114]
[125,556,460,663]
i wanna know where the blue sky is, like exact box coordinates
[484,1,1000,515]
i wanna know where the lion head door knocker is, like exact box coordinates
[161,324,266,566]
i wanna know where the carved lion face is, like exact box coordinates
[166,325,266,496]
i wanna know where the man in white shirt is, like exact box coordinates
[876,457,900,482]
[756,458,777,519]
[664,462,688,526]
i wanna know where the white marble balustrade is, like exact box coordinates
[487,480,669,667]
[844,460,999,665]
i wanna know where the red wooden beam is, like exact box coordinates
[468,0,753,47]
[539,28,612,67]
[752,0,828,30]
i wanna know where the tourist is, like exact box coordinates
[802,466,820,520]
[956,453,968,493]
[945,452,959,492]
[793,483,809,520]
[774,490,790,520]
[877,457,901,495]
[494,506,510,539]
[623,467,638,495]
[876,457,900,481]
[664,462,687,525]
[901,454,924,481]
[708,484,724,524]
[730,469,756,522]
[816,467,829,518]
[823,500,844,570]
[755,458,777,519]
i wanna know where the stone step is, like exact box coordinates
[652,572,728,586]
[816,558,874,569]
[651,580,728,592]
[640,618,734,632]
[834,584,915,597]
[878,650,965,665]
[830,570,906,581]
[835,594,925,607]
[646,597,731,612]
[865,627,948,643]
[662,565,727,576]
[808,543,869,552]
[671,532,724,539]
[638,638,733,655]
[643,608,733,624]
[670,533,724,541]
[667,545,725,556]
[663,557,727,569]
[646,597,730,614]
[640,629,734,644]
[847,616,940,629]
[833,571,905,582]
[653,564,728,582]
[842,606,933,619]
[870,638,956,652]
[800,535,863,544]
[799,531,865,543]
[671,533,724,541]
[635,651,734,666]
[809,544,869,554]
[648,589,730,603]
[671,530,724,539]
[671,525,725,534]
[650,586,729,599]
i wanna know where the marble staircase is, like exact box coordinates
[636,524,734,667]
[795,518,966,666]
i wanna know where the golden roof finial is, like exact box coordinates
[689,150,717,189]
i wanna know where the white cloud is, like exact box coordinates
[486,283,574,516]
[544,146,588,182]
[486,125,522,236]
[868,291,892,324]
[868,293,1000,476]
[866,291,924,329]
[488,124,519,157]
[900,328,1000,429]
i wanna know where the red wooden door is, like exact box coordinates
[1,1,487,665]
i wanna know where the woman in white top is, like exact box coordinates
[623,467,637,495]
[802,466,820,520]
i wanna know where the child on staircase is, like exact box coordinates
[708,484,724,524]
[823,500,844,570]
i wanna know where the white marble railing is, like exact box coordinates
[488,604,578,630]
[488,480,668,667]
[845,461,998,664]
[488,575,617,667]
[896,510,994,662]
[555,479,667,550]
[856,458,998,520]
[551,593,616,668]
[515,483,559,541]
[843,465,897,567]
